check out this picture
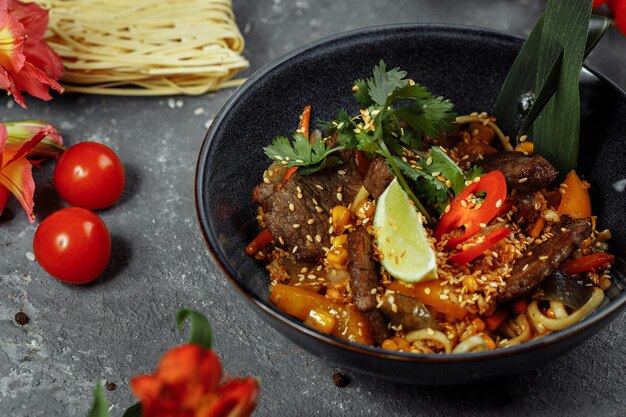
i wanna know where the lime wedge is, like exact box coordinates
[373,178,438,283]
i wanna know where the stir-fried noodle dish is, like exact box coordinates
[246,62,615,354]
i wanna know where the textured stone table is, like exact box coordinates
[1,1,625,416]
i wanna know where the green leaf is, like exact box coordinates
[427,147,466,195]
[176,308,213,349]
[367,60,408,106]
[263,133,343,175]
[533,0,594,176]
[121,403,142,417]
[353,79,372,108]
[393,97,455,139]
[392,156,451,213]
[492,12,610,145]
[87,382,110,417]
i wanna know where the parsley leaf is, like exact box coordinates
[263,133,343,175]
[367,60,408,106]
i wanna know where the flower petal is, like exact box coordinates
[0,7,25,73]
[0,154,35,222]
[24,40,64,80]
[11,61,64,102]
[5,124,56,165]
[7,0,48,44]
[204,378,260,417]
[4,122,64,159]
[0,184,9,216]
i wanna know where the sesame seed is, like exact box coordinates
[315,235,322,242]
[316,184,324,190]
[338,170,346,175]
[391,303,398,313]
[274,155,283,161]
[293,224,301,229]
[312,198,319,205]
[297,192,303,199]
[307,219,315,225]
[539,255,548,260]
[426,157,433,165]
[431,171,441,177]
[292,246,298,253]
[278,237,285,245]
[371,288,377,294]
[263,177,270,184]
[424,288,431,295]
[307,274,316,279]
[496,199,503,208]
[289,203,295,212]
[281,160,288,165]
[296,186,302,193]
[301,267,308,273]
[518,177,528,183]
[306,235,313,242]
[315,206,324,213]
[522,264,529,271]
[337,193,343,201]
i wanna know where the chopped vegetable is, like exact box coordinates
[540,271,593,309]
[529,217,546,239]
[557,171,591,218]
[485,307,511,330]
[434,170,507,249]
[245,228,274,255]
[387,280,469,320]
[281,166,298,183]
[298,105,311,140]
[512,299,528,315]
[270,284,372,345]
[449,227,510,264]
[561,253,615,275]
[303,309,336,335]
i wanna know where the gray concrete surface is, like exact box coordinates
[1,1,625,416]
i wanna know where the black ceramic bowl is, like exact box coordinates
[195,24,626,385]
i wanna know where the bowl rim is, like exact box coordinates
[195,22,626,363]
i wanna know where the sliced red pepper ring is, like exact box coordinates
[435,170,507,249]
[448,227,510,264]
[245,228,274,255]
[561,252,615,275]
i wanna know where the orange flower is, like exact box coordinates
[0,0,64,108]
[131,344,260,417]
[0,122,63,222]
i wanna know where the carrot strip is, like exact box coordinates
[298,105,312,141]
[281,166,298,183]
[245,228,274,255]
[529,217,545,238]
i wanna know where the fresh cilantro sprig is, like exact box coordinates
[262,60,458,226]
[263,133,343,175]
[394,148,483,214]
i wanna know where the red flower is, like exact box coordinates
[596,0,626,35]
[131,344,260,417]
[0,0,64,108]
[0,122,63,222]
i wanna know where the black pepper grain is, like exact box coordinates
[106,382,117,391]
[332,371,349,387]
[15,312,29,325]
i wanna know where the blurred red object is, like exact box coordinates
[595,0,626,35]
[131,344,260,417]
[0,0,64,108]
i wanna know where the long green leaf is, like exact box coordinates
[87,382,110,417]
[533,0,593,176]
[176,308,213,349]
[492,13,610,144]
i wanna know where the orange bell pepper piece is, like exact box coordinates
[387,280,469,320]
[270,284,372,345]
[557,171,591,219]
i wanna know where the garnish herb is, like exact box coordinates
[492,0,610,176]
[264,60,459,226]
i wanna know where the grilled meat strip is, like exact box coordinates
[252,157,362,263]
[363,156,394,200]
[347,226,390,344]
[497,216,592,302]
[479,152,558,193]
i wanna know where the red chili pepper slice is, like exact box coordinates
[434,170,507,249]
[561,253,615,275]
[448,227,510,264]
[245,228,274,255]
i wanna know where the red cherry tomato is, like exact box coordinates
[33,208,111,284]
[54,142,125,209]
